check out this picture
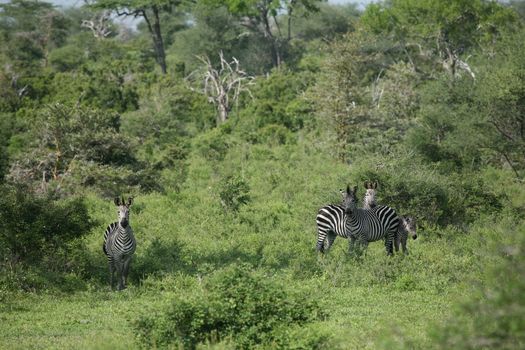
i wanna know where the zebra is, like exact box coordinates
[395,216,418,255]
[341,185,399,255]
[316,185,398,255]
[361,181,419,254]
[103,196,136,290]
[315,200,348,254]
[363,181,378,210]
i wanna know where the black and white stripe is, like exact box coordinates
[343,185,399,255]
[316,204,350,253]
[103,196,136,290]
[315,187,398,254]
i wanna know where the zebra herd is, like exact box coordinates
[316,182,418,256]
[102,183,417,290]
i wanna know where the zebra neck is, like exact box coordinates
[117,225,133,237]
[347,209,368,222]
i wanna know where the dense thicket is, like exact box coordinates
[1,0,524,348]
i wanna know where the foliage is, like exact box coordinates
[134,264,326,349]
[1,1,525,349]
[361,0,518,76]
[312,26,394,159]
[218,174,251,212]
[0,183,93,266]
[6,103,166,197]
[430,232,525,349]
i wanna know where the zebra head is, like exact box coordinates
[401,216,418,240]
[342,185,358,214]
[114,196,133,228]
[363,181,378,209]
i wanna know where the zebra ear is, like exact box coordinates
[364,181,370,189]
[121,196,125,206]
[346,185,351,194]
[127,197,134,206]
[114,197,120,206]
[353,185,358,194]
[373,182,378,189]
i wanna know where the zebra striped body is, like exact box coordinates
[343,185,399,255]
[316,204,350,253]
[103,222,136,263]
[103,222,136,290]
[316,202,398,254]
[103,196,136,290]
[360,183,418,254]
[346,205,399,254]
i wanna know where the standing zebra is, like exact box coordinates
[361,182,419,254]
[395,216,418,255]
[341,185,399,255]
[103,196,136,290]
[316,185,398,255]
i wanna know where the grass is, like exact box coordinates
[0,233,473,349]
[1,291,137,349]
[0,139,520,349]
[0,276,458,349]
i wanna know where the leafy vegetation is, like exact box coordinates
[0,0,524,349]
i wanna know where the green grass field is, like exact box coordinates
[3,139,518,349]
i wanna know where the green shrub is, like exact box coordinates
[348,150,504,226]
[133,264,326,349]
[429,226,525,349]
[194,127,232,162]
[218,174,250,212]
[0,183,94,293]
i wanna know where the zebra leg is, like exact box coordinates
[402,237,409,255]
[108,262,115,290]
[394,234,400,253]
[122,257,132,289]
[323,231,337,252]
[115,261,125,291]
[348,235,357,254]
[384,233,394,256]
[353,238,368,256]
[316,230,328,253]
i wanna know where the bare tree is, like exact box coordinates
[81,10,113,39]
[192,52,254,125]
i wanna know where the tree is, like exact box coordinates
[90,0,182,74]
[8,103,137,194]
[209,0,323,69]
[313,26,391,161]
[361,0,518,78]
[191,52,254,124]
[0,0,69,73]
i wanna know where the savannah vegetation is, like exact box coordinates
[1,0,524,348]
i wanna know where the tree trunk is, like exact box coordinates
[217,102,229,125]
[152,6,167,74]
[260,9,281,68]
[143,6,167,74]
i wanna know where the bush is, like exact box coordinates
[134,264,326,349]
[348,149,504,227]
[236,69,314,135]
[194,127,232,162]
[429,228,525,349]
[218,174,250,212]
[0,183,94,267]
